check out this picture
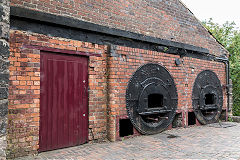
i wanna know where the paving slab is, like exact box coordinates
[16,122,240,160]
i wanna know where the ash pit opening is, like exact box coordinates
[148,94,163,108]
[205,93,215,105]
[119,119,134,137]
[220,110,226,121]
[188,112,196,126]
[172,113,182,128]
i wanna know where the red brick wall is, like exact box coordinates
[7,30,108,158]
[8,29,228,158]
[107,45,227,141]
[10,0,228,57]
[8,1,230,159]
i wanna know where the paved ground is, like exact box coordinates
[0,136,6,160]
[17,122,240,160]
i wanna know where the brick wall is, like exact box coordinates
[7,30,107,158]
[7,29,228,158]
[107,45,227,141]
[10,0,228,57]
[7,0,230,158]
[0,0,10,159]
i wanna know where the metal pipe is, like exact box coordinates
[227,60,231,112]
[215,56,230,112]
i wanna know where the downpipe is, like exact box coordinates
[215,56,231,113]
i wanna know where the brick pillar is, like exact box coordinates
[106,44,117,142]
[0,0,10,159]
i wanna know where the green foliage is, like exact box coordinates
[202,19,240,116]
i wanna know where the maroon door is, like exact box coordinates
[39,51,88,152]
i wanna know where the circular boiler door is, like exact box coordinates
[192,70,223,124]
[126,63,178,134]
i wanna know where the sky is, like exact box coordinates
[180,0,240,28]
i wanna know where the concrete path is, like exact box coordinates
[17,122,240,160]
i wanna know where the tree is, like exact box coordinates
[202,19,240,116]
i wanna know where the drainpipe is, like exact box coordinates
[215,56,231,113]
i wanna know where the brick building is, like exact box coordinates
[0,0,231,158]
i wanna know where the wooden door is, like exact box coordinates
[39,51,88,152]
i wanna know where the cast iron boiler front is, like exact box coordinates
[126,63,178,134]
[192,70,223,124]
